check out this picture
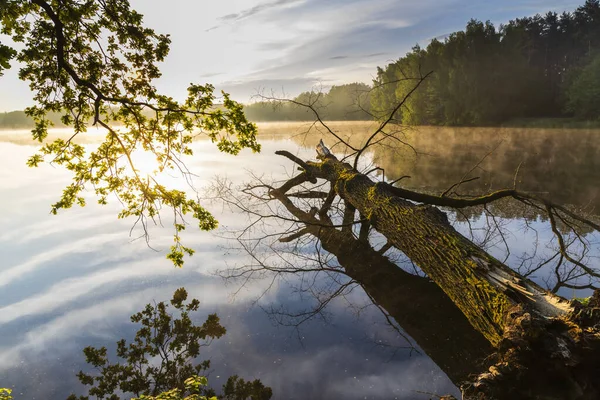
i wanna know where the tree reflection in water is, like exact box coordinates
[210,122,600,398]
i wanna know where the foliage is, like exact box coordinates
[565,53,600,119]
[129,375,273,400]
[244,83,372,121]
[574,296,591,306]
[0,41,16,76]
[221,376,272,400]
[371,0,600,126]
[67,288,227,399]
[0,388,12,400]
[133,376,216,400]
[0,0,260,266]
[0,110,69,128]
[67,288,272,400]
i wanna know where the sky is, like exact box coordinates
[0,0,582,111]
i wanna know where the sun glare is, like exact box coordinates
[128,148,196,191]
[130,148,161,177]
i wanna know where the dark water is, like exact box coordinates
[1,124,599,399]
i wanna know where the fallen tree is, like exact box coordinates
[229,75,600,398]
[267,179,493,386]
[265,143,600,399]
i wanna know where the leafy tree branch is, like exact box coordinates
[1,0,261,266]
[66,288,272,400]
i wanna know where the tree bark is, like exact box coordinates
[274,149,600,399]
[319,232,494,387]
[292,151,571,343]
[271,184,492,385]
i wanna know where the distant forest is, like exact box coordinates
[243,82,372,121]
[2,0,600,128]
[0,110,66,129]
[248,0,600,125]
[371,0,600,125]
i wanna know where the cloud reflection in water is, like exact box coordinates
[0,133,462,399]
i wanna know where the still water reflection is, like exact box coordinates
[1,123,599,399]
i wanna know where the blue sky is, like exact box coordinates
[0,0,582,111]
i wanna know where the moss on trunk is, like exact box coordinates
[309,155,569,346]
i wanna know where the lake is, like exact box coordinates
[1,122,599,399]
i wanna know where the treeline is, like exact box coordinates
[0,84,373,128]
[243,83,372,121]
[372,0,600,125]
[0,108,157,129]
[0,110,66,129]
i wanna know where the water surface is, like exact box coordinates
[1,123,599,399]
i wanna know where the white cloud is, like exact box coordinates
[0,278,278,371]
[0,233,125,288]
[0,213,118,244]
[0,258,172,324]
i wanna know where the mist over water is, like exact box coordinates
[1,123,598,399]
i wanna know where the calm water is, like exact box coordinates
[1,122,599,399]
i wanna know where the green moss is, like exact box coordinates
[460,259,512,346]
[574,297,591,306]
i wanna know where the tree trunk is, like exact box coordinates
[276,149,600,399]
[273,198,493,385]
[320,231,495,386]
[304,153,571,343]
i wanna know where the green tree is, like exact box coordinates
[392,45,430,125]
[67,288,271,400]
[323,83,371,120]
[0,388,12,400]
[371,65,401,121]
[133,375,272,400]
[243,83,371,122]
[566,53,600,118]
[134,376,216,400]
[371,2,600,126]
[1,0,260,266]
[0,110,32,128]
[220,376,272,400]
[0,41,16,76]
